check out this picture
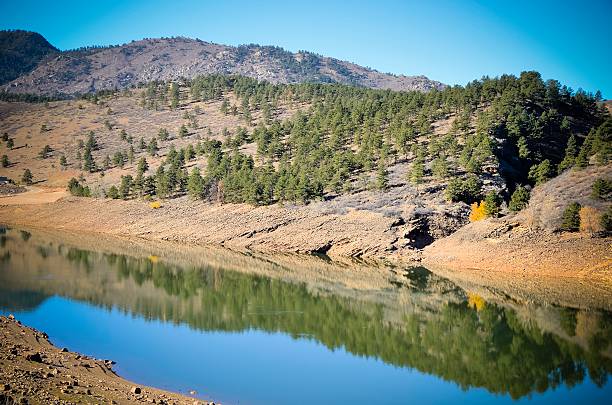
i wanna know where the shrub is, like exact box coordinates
[469,201,487,222]
[107,185,119,199]
[509,186,530,212]
[560,202,581,231]
[149,201,162,209]
[1,155,9,168]
[579,206,603,234]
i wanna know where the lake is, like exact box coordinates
[0,226,610,404]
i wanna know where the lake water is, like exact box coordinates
[0,226,610,404]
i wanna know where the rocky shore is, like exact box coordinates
[0,316,215,405]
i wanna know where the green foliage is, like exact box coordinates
[528,159,553,185]
[107,185,119,199]
[147,137,158,156]
[119,175,133,199]
[560,202,581,231]
[591,178,611,201]
[557,134,577,173]
[445,176,482,203]
[600,206,612,233]
[509,186,530,212]
[431,155,449,179]
[1,154,8,168]
[67,178,91,197]
[158,128,169,141]
[178,125,188,138]
[6,138,13,149]
[187,167,205,199]
[483,191,502,217]
[21,168,33,185]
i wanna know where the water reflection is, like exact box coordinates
[0,227,610,402]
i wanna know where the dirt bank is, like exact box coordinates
[0,315,214,405]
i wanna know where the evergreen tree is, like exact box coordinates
[187,167,205,199]
[560,202,581,231]
[557,134,577,173]
[155,166,169,198]
[179,125,188,138]
[119,175,133,199]
[83,146,96,172]
[1,155,8,168]
[509,186,530,212]
[483,191,502,217]
[21,169,33,185]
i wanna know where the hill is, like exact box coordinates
[0,71,609,263]
[0,31,445,96]
[0,30,59,85]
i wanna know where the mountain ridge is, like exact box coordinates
[0,31,446,96]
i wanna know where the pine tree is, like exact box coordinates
[483,191,502,217]
[557,134,577,173]
[22,169,33,185]
[509,186,530,211]
[1,155,8,168]
[119,175,133,199]
[155,166,169,198]
[187,167,205,199]
[560,202,581,231]
[83,146,96,172]
[517,136,530,159]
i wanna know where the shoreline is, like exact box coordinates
[0,315,215,404]
[1,199,611,310]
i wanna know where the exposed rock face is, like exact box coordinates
[2,34,446,96]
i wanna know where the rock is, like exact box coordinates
[86,389,92,395]
[60,347,68,352]
[3,383,10,391]
[25,352,43,363]
[189,390,197,395]
[131,386,142,394]
[8,314,15,320]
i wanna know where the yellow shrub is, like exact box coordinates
[579,206,603,234]
[149,201,162,209]
[148,255,159,263]
[469,201,487,222]
[467,292,486,311]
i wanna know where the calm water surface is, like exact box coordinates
[0,227,610,404]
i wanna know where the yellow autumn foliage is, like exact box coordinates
[148,255,159,263]
[149,201,162,209]
[469,201,487,222]
[467,292,486,311]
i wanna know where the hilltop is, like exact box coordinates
[0,30,445,96]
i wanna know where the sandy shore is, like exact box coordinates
[0,315,215,405]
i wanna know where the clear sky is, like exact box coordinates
[1,0,610,97]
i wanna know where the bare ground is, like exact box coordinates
[0,316,215,405]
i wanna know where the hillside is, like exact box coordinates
[0,71,609,266]
[0,31,445,96]
[0,30,59,85]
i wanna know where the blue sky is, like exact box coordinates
[1,0,610,97]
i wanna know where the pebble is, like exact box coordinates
[131,386,142,394]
